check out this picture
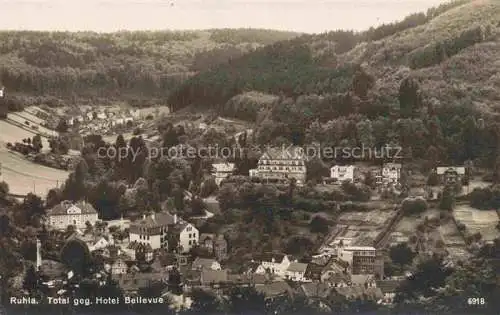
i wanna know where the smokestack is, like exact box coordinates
[36,239,42,271]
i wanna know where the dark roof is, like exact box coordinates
[127,241,153,252]
[375,280,402,294]
[304,263,323,280]
[255,253,287,263]
[286,262,308,273]
[301,283,332,299]
[200,233,215,242]
[114,273,167,292]
[48,200,97,216]
[255,281,293,298]
[130,212,176,230]
[261,146,306,160]
[335,287,383,301]
[200,269,228,285]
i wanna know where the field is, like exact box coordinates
[0,119,68,197]
[454,204,500,241]
[0,119,51,149]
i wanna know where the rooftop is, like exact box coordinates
[286,262,308,273]
[48,200,97,216]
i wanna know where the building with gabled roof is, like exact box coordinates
[192,257,221,271]
[212,163,236,185]
[47,200,99,230]
[249,145,307,185]
[285,262,309,282]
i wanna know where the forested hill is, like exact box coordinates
[0,28,299,108]
[168,0,500,120]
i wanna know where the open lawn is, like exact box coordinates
[454,204,500,241]
[0,148,68,197]
[0,119,51,150]
[7,113,58,137]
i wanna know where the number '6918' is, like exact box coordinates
[467,298,485,305]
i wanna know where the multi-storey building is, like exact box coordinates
[338,246,383,276]
[249,146,307,185]
[129,212,199,253]
[436,166,465,186]
[47,200,99,230]
[212,163,236,186]
[330,165,356,183]
[382,163,402,184]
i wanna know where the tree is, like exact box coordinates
[190,197,206,217]
[46,188,62,208]
[56,119,69,133]
[60,239,91,275]
[439,187,455,211]
[309,215,329,234]
[389,243,415,266]
[187,289,222,314]
[23,265,39,294]
[399,77,422,118]
[32,135,43,153]
[401,197,428,215]
[226,286,266,315]
[352,67,375,99]
[0,181,9,200]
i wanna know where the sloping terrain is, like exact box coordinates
[168,0,500,118]
[0,29,300,107]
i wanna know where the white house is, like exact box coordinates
[285,262,309,282]
[436,166,466,185]
[89,236,113,252]
[382,163,401,184]
[192,257,221,271]
[0,87,4,98]
[111,256,128,275]
[129,212,177,250]
[330,165,355,183]
[174,222,199,253]
[254,254,291,277]
[212,163,236,186]
[47,200,99,230]
[97,112,107,120]
[249,146,307,186]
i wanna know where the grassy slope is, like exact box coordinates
[342,0,500,115]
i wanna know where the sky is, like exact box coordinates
[0,0,451,34]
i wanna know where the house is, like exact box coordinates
[110,255,129,275]
[170,221,199,253]
[330,165,356,183]
[338,246,383,276]
[334,286,383,302]
[200,269,228,286]
[436,166,466,186]
[253,253,291,277]
[249,146,307,186]
[375,280,401,305]
[324,273,351,288]
[192,257,221,271]
[0,86,4,98]
[304,263,323,282]
[255,281,293,299]
[129,212,177,250]
[97,112,107,120]
[285,262,309,282]
[382,163,401,184]
[89,236,113,252]
[300,282,332,299]
[199,233,216,252]
[47,200,99,230]
[351,274,376,288]
[126,241,154,262]
[320,259,350,282]
[212,163,236,185]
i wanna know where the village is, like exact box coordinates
[8,135,497,310]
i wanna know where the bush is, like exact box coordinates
[402,197,428,215]
[309,215,329,234]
